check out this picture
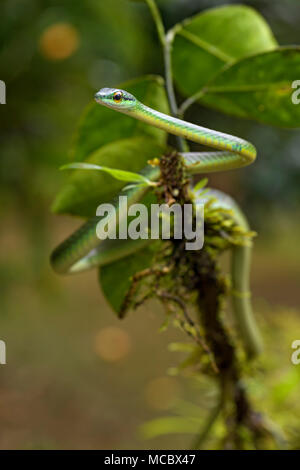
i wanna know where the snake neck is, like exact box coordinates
[128,102,199,139]
[125,102,256,163]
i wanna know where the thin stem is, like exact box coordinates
[164,34,178,117]
[178,88,207,117]
[191,400,223,449]
[145,0,166,47]
[145,0,187,152]
[157,290,218,373]
[164,33,187,152]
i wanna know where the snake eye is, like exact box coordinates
[113,91,123,103]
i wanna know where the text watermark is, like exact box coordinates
[291,80,300,105]
[96,196,204,250]
[0,80,6,104]
[0,340,6,365]
[291,340,300,365]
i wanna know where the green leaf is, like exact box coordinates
[193,177,208,192]
[140,416,200,439]
[271,368,300,405]
[198,47,300,127]
[60,162,152,185]
[71,75,169,162]
[99,241,159,316]
[52,136,163,217]
[168,342,195,353]
[171,5,277,96]
[122,183,148,191]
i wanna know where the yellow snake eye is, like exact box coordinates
[113,91,123,103]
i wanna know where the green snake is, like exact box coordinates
[51,88,262,357]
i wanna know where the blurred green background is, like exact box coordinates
[0,0,299,449]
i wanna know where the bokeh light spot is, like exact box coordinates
[94,327,131,362]
[144,377,181,410]
[39,23,79,60]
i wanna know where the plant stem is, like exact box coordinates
[145,0,166,48]
[163,34,179,117]
[145,0,187,152]
[192,400,223,449]
[178,88,206,117]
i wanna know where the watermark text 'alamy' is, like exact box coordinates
[96,196,204,250]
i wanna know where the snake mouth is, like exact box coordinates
[94,88,110,103]
[94,88,122,108]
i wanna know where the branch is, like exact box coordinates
[178,88,207,117]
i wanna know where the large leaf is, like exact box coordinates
[71,75,169,162]
[198,47,300,127]
[171,5,277,96]
[99,243,156,316]
[99,239,160,316]
[52,136,163,217]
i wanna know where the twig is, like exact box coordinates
[145,0,166,47]
[191,400,223,449]
[178,88,207,117]
[157,290,218,373]
[119,265,171,317]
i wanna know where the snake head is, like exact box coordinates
[94,88,137,111]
